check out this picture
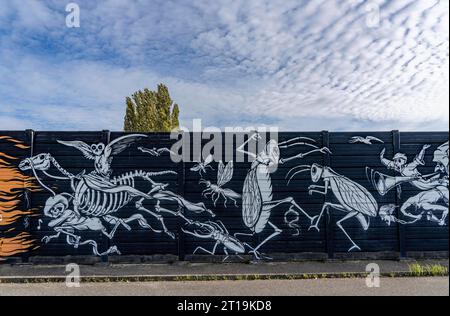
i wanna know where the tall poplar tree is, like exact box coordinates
[123,84,180,132]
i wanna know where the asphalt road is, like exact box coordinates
[0,277,448,296]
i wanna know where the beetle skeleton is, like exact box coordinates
[182,220,254,261]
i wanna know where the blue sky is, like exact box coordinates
[0,0,448,131]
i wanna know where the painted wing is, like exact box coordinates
[331,174,378,217]
[203,154,214,166]
[217,160,234,187]
[217,161,225,182]
[57,140,95,160]
[349,136,362,143]
[242,169,262,230]
[367,136,384,143]
[105,134,147,157]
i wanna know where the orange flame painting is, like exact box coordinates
[1,135,40,261]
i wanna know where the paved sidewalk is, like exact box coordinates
[0,259,448,283]
[1,277,448,296]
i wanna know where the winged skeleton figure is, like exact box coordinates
[349,136,384,145]
[58,134,147,178]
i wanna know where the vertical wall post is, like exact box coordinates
[177,132,186,261]
[322,131,334,259]
[101,130,111,263]
[392,130,407,258]
[21,129,34,263]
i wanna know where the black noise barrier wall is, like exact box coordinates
[0,130,448,263]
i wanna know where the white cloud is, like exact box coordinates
[191,0,449,126]
[0,0,448,131]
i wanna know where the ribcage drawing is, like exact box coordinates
[75,170,175,217]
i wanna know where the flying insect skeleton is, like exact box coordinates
[190,154,214,176]
[200,160,241,207]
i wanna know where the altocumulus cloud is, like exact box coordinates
[0,0,448,131]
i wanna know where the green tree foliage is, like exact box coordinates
[123,84,180,132]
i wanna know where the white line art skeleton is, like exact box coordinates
[288,164,379,252]
[235,133,330,259]
[18,135,214,255]
[201,160,241,207]
[349,136,384,145]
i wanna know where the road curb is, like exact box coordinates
[1,271,448,284]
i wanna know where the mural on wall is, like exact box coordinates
[1,132,448,261]
[18,135,213,256]
[234,133,331,259]
[367,141,449,226]
[0,136,40,260]
[183,133,332,260]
